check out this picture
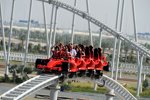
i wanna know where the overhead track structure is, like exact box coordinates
[120,63,150,75]
[40,0,150,58]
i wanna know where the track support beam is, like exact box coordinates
[49,84,60,100]
[105,89,115,100]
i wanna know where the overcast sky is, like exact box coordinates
[1,0,150,35]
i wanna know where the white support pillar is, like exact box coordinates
[6,0,15,76]
[115,0,120,30]
[112,0,120,79]
[119,0,125,32]
[115,0,124,81]
[136,54,143,97]
[86,0,93,46]
[131,0,142,95]
[99,28,103,48]
[23,0,33,72]
[48,4,54,58]
[49,84,60,100]
[111,37,117,79]
[105,89,115,100]
[0,3,7,75]
[143,74,146,81]
[71,0,77,44]
[119,69,122,78]
[52,6,58,46]
[115,39,121,81]
[42,0,49,58]
[93,82,97,91]
[131,0,137,42]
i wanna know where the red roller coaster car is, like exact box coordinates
[35,46,110,79]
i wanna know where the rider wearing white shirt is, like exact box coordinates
[70,45,77,58]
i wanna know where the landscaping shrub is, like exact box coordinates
[143,79,149,90]
[24,67,33,74]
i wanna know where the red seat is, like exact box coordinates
[86,59,95,70]
[95,60,103,71]
[77,59,87,71]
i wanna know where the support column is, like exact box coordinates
[0,3,7,75]
[115,0,120,30]
[105,89,115,100]
[131,0,137,42]
[93,82,97,91]
[143,74,146,81]
[136,54,143,97]
[71,0,77,44]
[23,0,33,73]
[111,37,117,79]
[48,4,54,58]
[86,0,93,46]
[6,0,15,76]
[115,0,124,81]
[112,0,120,79]
[49,84,60,100]
[52,6,58,46]
[115,39,121,81]
[99,28,103,48]
[42,1,49,58]
[119,69,122,78]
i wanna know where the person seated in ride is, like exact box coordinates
[94,48,103,71]
[98,48,102,60]
[46,46,62,70]
[76,46,87,71]
[84,46,90,62]
[51,46,60,59]
[94,48,99,61]
[63,46,71,60]
[89,45,94,59]
[69,44,77,58]
[86,45,95,70]
[58,42,64,50]
[98,47,108,68]
[75,46,82,66]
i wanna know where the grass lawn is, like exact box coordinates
[64,80,108,94]
[64,79,150,97]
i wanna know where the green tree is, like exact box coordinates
[11,42,16,51]
[28,43,34,53]
[19,34,26,46]
[0,40,3,50]
[17,43,23,52]
[129,49,135,63]
[143,79,149,90]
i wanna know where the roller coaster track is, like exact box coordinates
[0,74,137,100]
[40,0,150,58]
[0,74,60,100]
[97,75,137,100]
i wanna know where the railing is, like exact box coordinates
[119,63,150,75]
[0,51,47,62]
